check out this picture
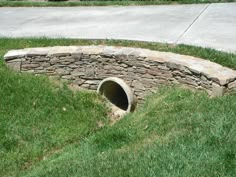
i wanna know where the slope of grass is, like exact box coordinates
[20,87,236,177]
[0,38,235,176]
[0,0,235,7]
[0,60,109,176]
[1,38,236,69]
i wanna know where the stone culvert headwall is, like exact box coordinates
[4,46,236,100]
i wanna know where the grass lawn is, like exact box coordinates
[0,0,235,7]
[0,38,235,176]
[0,57,109,176]
[20,87,236,177]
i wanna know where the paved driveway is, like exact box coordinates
[0,3,235,53]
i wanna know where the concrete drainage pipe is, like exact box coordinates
[97,77,137,114]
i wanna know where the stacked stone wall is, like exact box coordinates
[4,46,236,99]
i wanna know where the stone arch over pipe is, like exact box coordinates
[3,45,236,101]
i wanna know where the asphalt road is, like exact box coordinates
[0,3,235,53]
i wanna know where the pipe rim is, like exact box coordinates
[97,77,136,112]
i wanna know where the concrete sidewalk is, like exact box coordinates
[0,3,235,53]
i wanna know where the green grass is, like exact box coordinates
[20,87,236,177]
[0,38,235,176]
[0,59,109,176]
[0,0,235,7]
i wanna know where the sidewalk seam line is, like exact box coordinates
[174,3,210,44]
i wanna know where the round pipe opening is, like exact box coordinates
[97,77,136,112]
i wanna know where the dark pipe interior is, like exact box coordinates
[101,81,129,111]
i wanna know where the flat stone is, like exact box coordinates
[127,49,141,56]
[7,61,21,71]
[81,83,90,89]
[136,68,147,74]
[4,49,29,60]
[212,83,226,97]
[166,62,181,70]
[104,65,123,71]
[228,80,236,89]
[172,70,185,77]
[120,63,128,68]
[7,58,22,63]
[120,47,135,56]
[61,75,74,80]
[157,65,170,71]
[73,79,85,85]
[131,80,146,91]
[35,70,47,74]
[201,75,208,81]
[81,45,103,55]
[48,46,78,56]
[103,46,119,56]
[26,47,52,56]
[59,57,75,62]
[85,67,95,77]
[141,78,156,87]
[34,57,49,62]
[142,73,154,79]
[90,85,98,90]
[200,82,212,90]
[84,80,100,85]
[25,70,34,73]
[41,63,50,67]
[177,77,199,87]
[21,63,40,69]
[148,69,161,76]
[55,68,70,75]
